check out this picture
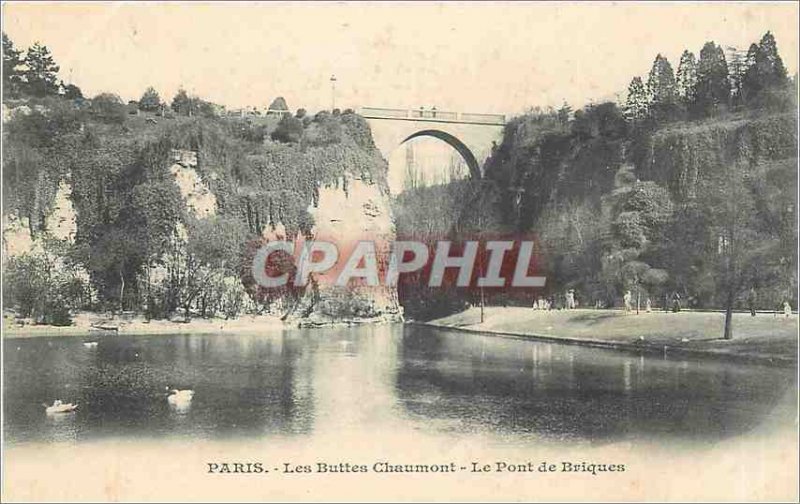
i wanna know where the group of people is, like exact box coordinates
[538,287,795,317]
[531,289,578,311]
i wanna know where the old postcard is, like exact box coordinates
[1,1,798,502]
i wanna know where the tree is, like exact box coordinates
[741,43,766,103]
[646,54,676,105]
[90,93,127,124]
[268,96,288,111]
[23,42,60,97]
[724,46,747,105]
[171,88,194,116]
[61,82,83,99]
[698,158,781,339]
[178,216,251,318]
[624,77,649,122]
[557,101,572,127]
[675,50,698,103]
[3,240,89,325]
[741,32,790,105]
[693,42,730,115]
[139,86,162,112]
[196,99,218,118]
[758,31,788,87]
[270,114,304,143]
[647,54,679,121]
[2,32,24,96]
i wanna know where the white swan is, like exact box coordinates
[166,388,194,406]
[44,400,78,414]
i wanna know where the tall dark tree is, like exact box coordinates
[23,42,60,97]
[740,43,766,103]
[2,32,24,96]
[646,54,679,121]
[646,54,676,105]
[724,46,747,104]
[675,50,698,103]
[758,31,788,87]
[139,86,162,112]
[624,77,648,122]
[693,41,730,115]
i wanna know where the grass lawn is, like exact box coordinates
[427,307,798,363]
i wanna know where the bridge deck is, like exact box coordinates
[360,107,505,126]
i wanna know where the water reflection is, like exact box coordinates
[4,333,315,443]
[3,325,795,446]
[395,326,796,444]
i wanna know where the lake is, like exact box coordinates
[3,324,796,446]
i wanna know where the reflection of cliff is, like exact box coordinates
[394,327,794,443]
[306,324,404,438]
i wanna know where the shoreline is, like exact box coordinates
[415,321,797,367]
[422,307,799,367]
[2,313,287,339]
[4,308,798,367]
[2,311,405,339]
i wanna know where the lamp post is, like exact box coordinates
[330,75,337,110]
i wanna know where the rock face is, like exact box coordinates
[169,149,217,218]
[172,147,402,325]
[2,180,76,259]
[298,174,403,325]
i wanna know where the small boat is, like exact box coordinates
[83,342,99,348]
[44,400,78,414]
[90,323,119,333]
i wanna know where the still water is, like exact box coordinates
[3,324,796,446]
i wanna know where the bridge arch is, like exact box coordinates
[400,129,482,180]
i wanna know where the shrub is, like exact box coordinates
[270,115,304,143]
[90,93,127,124]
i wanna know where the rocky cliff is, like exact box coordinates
[3,101,402,325]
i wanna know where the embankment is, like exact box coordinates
[424,307,798,365]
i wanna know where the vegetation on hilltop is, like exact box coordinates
[2,32,388,323]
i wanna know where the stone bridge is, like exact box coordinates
[360,107,506,182]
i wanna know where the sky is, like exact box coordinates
[3,2,798,116]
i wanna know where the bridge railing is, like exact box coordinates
[360,107,505,125]
[360,107,410,118]
[460,112,505,124]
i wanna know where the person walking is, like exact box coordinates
[645,297,652,313]
[783,300,792,318]
[565,289,576,310]
[623,291,632,313]
[671,292,682,313]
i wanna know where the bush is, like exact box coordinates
[270,115,304,143]
[90,93,127,124]
[3,251,90,325]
